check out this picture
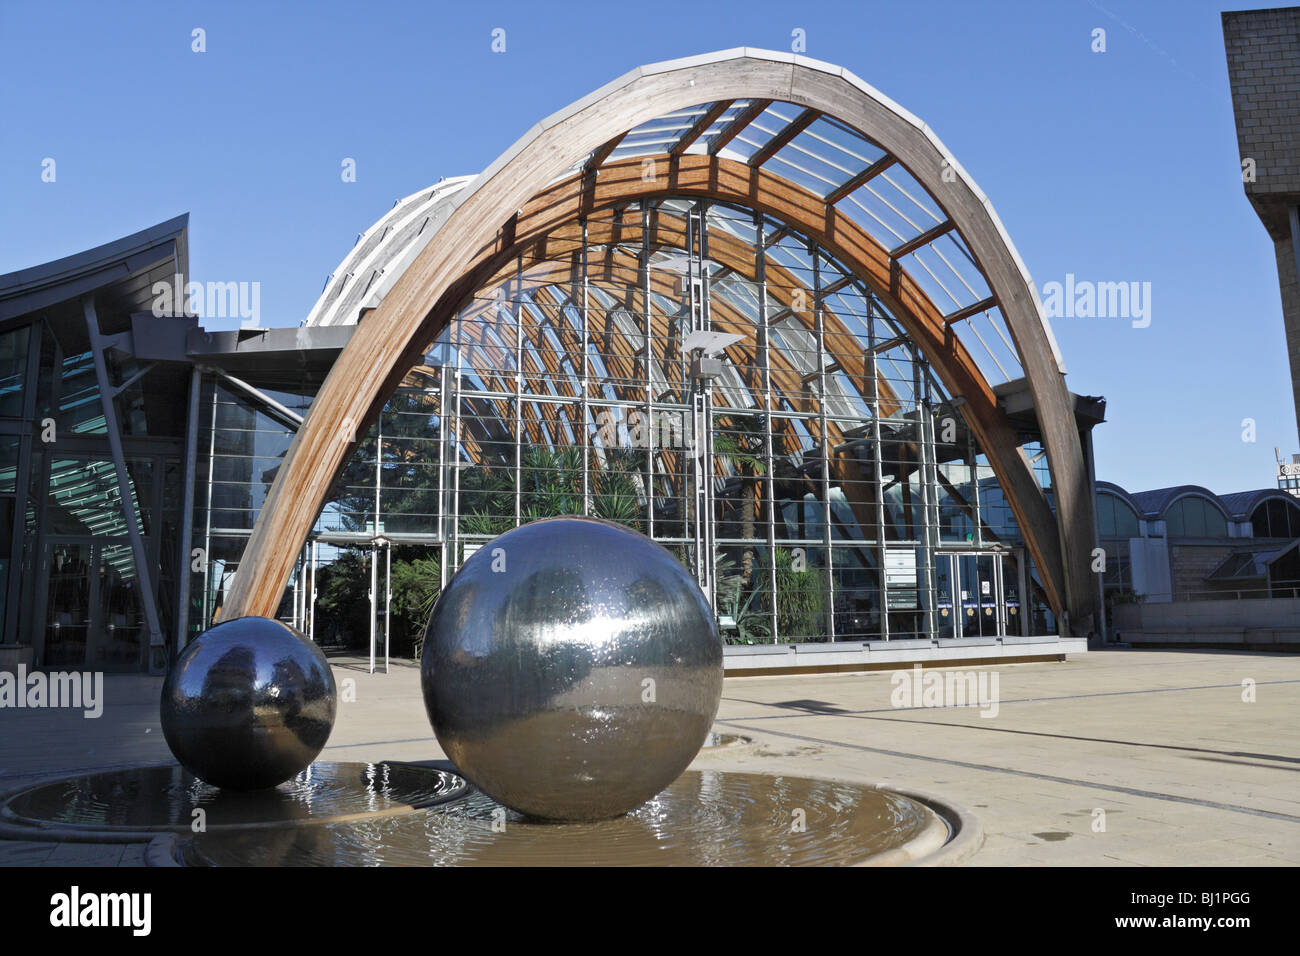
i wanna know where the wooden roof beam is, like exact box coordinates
[708,99,772,155]
[825,155,896,205]
[671,100,734,156]
[748,108,819,168]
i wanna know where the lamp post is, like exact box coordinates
[370,535,392,673]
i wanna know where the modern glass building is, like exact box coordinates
[4,50,1127,674]
[281,197,1089,655]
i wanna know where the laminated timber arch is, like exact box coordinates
[222,49,1097,635]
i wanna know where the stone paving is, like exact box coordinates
[0,648,1296,865]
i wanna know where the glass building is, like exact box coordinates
[4,51,1132,674]
[269,197,1081,659]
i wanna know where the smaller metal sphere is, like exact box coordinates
[161,617,337,790]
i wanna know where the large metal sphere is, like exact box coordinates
[421,517,723,821]
[161,616,337,790]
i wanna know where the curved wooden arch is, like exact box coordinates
[223,51,1095,634]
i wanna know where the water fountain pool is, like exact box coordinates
[0,759,955,866]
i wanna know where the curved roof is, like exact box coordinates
[0,213,188,324]
[1128,485,1228,520]
[306,177,473,329]
[1219,488,1300,520]
[1103,483,1300,522]
[303,50,1064,390]
[1096,481,1142,515]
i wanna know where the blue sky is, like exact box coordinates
[0,0,1293,495]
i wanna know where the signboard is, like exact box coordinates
[1279,461,1300,498]
[885,549,918,610]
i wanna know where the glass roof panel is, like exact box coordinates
[607,105,715,162]
[766,117,882,198]
[715,103,794,162]
[948,305,1021,384]
[897,247,967,313]
[689,99,754,153]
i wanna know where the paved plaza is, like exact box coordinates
[0,647,1297,866]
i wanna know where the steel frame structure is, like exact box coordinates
[220,49,1097,636]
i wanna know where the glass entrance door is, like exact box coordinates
[935,552,957,639]
[41,538,144,669]
[960,554,998,638]
[936,551,1013,639]
[43,541,93,667]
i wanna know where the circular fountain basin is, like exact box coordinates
[0,761,958,865]
[177,769,945,866]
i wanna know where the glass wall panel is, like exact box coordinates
[0,325,30,418]
[831,544,882,640]
[772,544,829,642]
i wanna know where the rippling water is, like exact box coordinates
[4,762,464,832]
[701,732,751,749]
[181,770,932,866]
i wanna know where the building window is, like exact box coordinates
[0,325,30,419]
[1251,498,1300,539]
[1097,491,1140,538]
[1164,496,1228,537]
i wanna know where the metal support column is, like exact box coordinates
[292,550,301,630]
[374,418,382,539]
[451,325,462,571]
[918,363,939,641]
[82,297,164,666]
[579,218,592,515]
[812,245,835,641]
[868,297,889,641]
[686,202,716,605]
[438,366,449,589]
[642,204,656,538]
[383,538,391,673]
[201,376,218,628]
[514,255,524,527]
[309,539,318,643]
[176,365,201,654]
[368,541,377,674]
[755,211,779,643]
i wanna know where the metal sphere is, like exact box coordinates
[161,616,337,790]
[421,516,723,821]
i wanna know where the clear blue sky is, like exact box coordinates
[1,0,1293,495]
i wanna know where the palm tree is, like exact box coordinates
[712,416,767,581]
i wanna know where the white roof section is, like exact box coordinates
[304,175,474,328]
